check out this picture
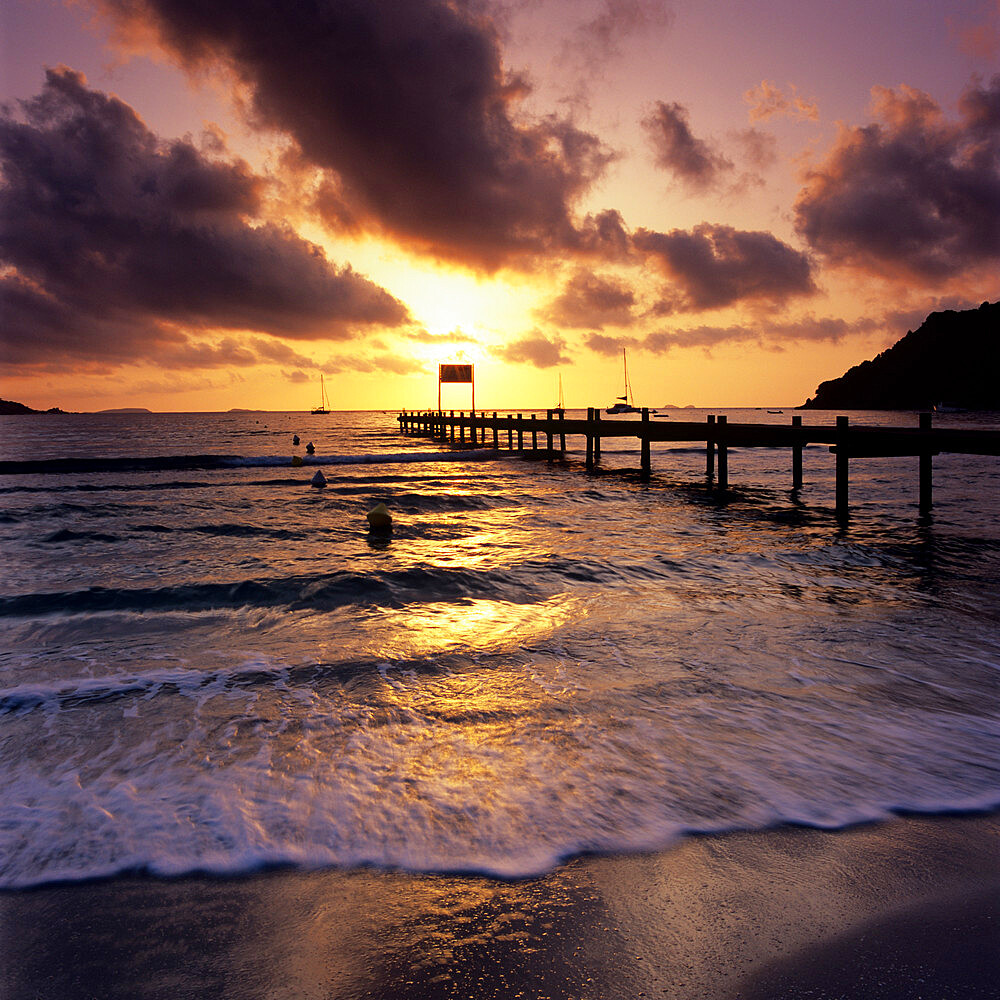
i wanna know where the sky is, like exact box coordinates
[1,0,998,412]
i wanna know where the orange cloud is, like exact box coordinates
[744,81,819,123]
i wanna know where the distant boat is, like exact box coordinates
[933,402,967,413]
[767,409,784,414]
[606,348,643,414]
[312,374,330,414]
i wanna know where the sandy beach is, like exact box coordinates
[2,812,997,1000]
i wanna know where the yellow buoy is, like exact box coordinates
[366,503,392,531]
[292,455,303,466]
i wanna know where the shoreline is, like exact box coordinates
[2,812,997,999]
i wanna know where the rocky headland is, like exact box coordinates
[802,301,999,410]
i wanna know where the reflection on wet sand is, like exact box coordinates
[3,814,997,1000]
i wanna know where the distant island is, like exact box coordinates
[97,407,153,413]
[802,300,999,410]
[0,398,68,415]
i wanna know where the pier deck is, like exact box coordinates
[398,408,1000,519]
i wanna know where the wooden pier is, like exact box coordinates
[398,408,1000,519]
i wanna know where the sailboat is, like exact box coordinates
[606,348,641,414]
[555,373,565,412]
[311,374,331,414]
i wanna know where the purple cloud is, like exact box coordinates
[98,0,616,270]
[493,331,570,368]
[794,77,1000,281]
[633,223,815,310]
[644,101,732,190]
[0,69,409,372]
[539,269,636,328]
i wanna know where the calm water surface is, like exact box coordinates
[1,409,998,887]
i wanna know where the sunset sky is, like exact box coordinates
[2,0,998,412]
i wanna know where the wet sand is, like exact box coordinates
[2,813,998,999]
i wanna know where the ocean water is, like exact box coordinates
[1,408,999,889]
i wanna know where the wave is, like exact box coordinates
[0,656,391,715]
[0,564,532,618]
[0,450,507,477]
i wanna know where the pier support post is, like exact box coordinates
[492,412,499,450]
[507,415,514,451]
[586,408,594,470]
[531,415,538,453]
[706,415,716,479]
[470,411,477,447]
[836,415,849,520]
[459,412,465,445]
[559,410,566,454]
[640,408,651,481]
[594,410,601,464]
[919,411,933,513]
[792,415,803,489]
[546,410,554,462]
[716,415,728,490]
[517,414,523,452]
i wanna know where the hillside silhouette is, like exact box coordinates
[0,398,67,415]
[802,301,999,410]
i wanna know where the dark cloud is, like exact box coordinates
[644,101,732,190]
[0,68,410,371]
[539,269,636,328]
[794,77,1000,281]
[632,223,815,310]
[568,210,633,259]
[99,0,616,270]
[584,332,642,356]
[732,128,779,171]
[564,0,673,63]
[493,331,570,368]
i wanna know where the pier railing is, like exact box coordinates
[398,408,1000,518]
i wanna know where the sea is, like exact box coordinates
[1,407,999,890]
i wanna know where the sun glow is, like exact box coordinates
[381,262,535,342]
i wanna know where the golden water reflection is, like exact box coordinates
[366,595,581,660]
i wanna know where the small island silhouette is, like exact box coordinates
[802,301,999,411]
[0,400,155,415]
[0,398,68,415]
